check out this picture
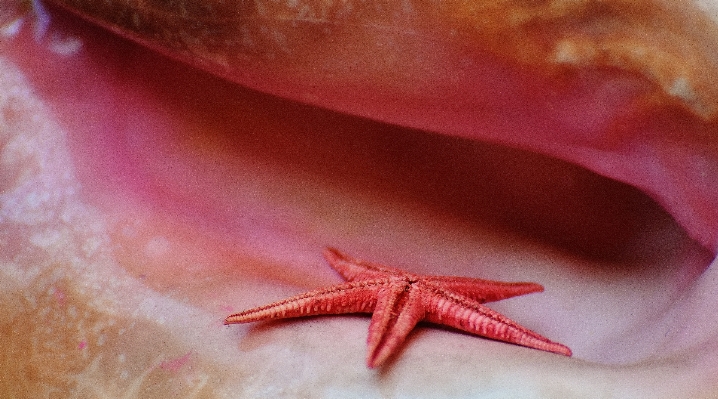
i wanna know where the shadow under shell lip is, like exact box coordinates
[43,0,718,255]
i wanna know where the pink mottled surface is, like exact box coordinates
[1,2,718,397]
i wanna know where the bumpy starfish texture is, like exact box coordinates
[225,248,572,368]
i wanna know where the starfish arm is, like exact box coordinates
[365,282,426,368]
[324,247,405,281]
[424,276,544,303]
[224,281,380,324]
[423,288,572,357]
[325,248,544,302]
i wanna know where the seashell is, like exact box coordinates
[46,0,718,120]
[46,0,718,251]
[3,1,718,396]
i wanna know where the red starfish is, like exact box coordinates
[225,248,572,368]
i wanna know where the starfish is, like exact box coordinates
[225,248,572,368]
